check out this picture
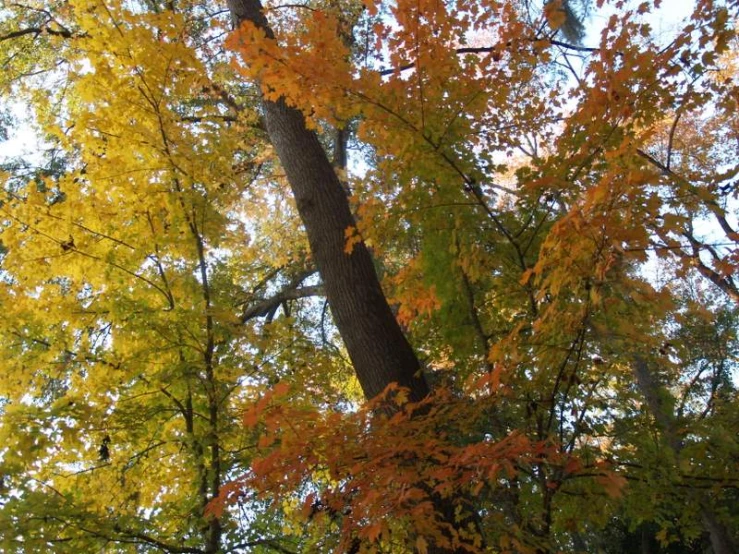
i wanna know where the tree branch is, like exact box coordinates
[0,25,76,42]
[226,538,297,554]
[241,285,324,322]
[378,38,597,76]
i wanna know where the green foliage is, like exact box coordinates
[1,0,738,553]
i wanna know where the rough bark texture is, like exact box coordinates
[226,0,429,403]
[261,98,431,401]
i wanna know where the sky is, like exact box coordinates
[0,0,704,162]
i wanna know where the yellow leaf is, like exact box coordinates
[344,225,362,254]
[393,388,409,406]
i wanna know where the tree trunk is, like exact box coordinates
[222,5,493,553]
[632,356,737,554]
[224,0,429,403]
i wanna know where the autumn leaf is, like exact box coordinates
[596,472,628,499]
[344,225,362,254]
[544,1,567,31]
[2,1,738,553]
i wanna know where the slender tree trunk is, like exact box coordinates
[632,356,737,554]
[640,525,651,554]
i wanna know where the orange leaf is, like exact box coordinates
[344,225,362,254]
[243,407,259,428]
[597,472,627,498]
[544,1,566,30]
[365,522,383,542]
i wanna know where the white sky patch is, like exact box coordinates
[1,102,42,161]
[584,0,698,44]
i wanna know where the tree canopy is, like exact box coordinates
[0,0,737,553]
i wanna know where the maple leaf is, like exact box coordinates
[544,1,568,31]
[2,1,738,553]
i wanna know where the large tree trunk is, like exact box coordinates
[223,5,488,554]
[224,0,429,403]
[261,98,431,403]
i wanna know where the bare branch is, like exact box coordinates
[241,285,324,322]
[0,25,76,42]
[378,39,597,76]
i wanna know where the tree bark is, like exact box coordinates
[225,0,429,403]
[262,99,433,400]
